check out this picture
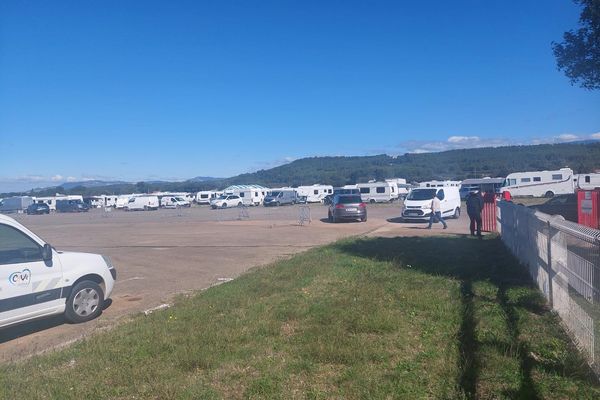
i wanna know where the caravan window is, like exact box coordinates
[376,187,385,194]
[533,177,541,182]
[521,178,530,183]
[239,192,245,197]
[314,190,319,195]
[552,174,562,180]
[360,187,370,194]
[585,176,591,183]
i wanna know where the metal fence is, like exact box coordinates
[497,201,600,374]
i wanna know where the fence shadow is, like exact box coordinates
[334,235,595,397]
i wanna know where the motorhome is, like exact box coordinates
[263,189,297,206]
[402,186,461,221]
[115,195,134,209]
[459,178,504,199]
[223,185,268,206]
[357,181,397,203]
[500,168,574,198]
[124,195,159,211]
[419,180,462,188]
[575,173,600,190]
[295,185,333,203]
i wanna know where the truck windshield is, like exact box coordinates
[406,189,437,201]
[269,191,281,197]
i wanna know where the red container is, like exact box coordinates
[481,192,497,232]
[578,189,600,229]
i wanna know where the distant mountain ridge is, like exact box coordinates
[3,142,599,197]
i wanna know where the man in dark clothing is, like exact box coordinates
[466,190,484,237]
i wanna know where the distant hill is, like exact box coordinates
[60,180,129,190]
[3,142,599,197]
[187,176,222,182]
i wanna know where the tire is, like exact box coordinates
[144,206,149,211]
[369,199,376,204]
[65,280,104,323]
[545,191,554,198]
[328,212,333,222]
[453,207,461,219]
[222,203,228,208]
[238,202,243,207]
[276,202,280,207]
[361,216,367,222]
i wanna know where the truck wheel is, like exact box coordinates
[65,280,104,323]
[545,191,554,198]
[453,207,461,219]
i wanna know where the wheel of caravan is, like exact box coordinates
[453,207,461,219]
[65,280,104,323]
[545,191,555,198]
[144,206,149,211]
[369,199,376,204]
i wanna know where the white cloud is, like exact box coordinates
[50,174,64,182]
[447,136,480,144]
[590,132,600,140]
[555,134,579,142]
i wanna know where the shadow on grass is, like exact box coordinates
[334,235,596,398]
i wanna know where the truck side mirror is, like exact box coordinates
[42,243,53,262]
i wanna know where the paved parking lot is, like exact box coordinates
[1,203,470,361]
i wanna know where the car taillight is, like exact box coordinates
[335,204,345,209]
[359,203,366,208]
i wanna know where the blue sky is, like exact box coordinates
[1,0,599,192]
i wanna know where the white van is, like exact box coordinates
[160,196,190,208]
[124,195,159,211]
[401,186,461,221]
[0,214,116,328]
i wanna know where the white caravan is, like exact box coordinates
[196,191,221,205]
[575,173,600,190]
[357,181,397,203]
[223,185,268,206]
[402,186,462,221]
[124,195,159,211]
[500,168,574,198]
[386,178,409,199]
[33,195,84,212]
[295,185,333,203]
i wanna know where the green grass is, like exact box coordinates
[1,236,598,399]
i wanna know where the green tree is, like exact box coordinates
[552,0,600,90]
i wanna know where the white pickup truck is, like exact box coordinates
[0,214,116,329]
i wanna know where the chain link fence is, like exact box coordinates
[497,201,600,374]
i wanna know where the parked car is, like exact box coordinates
[210,195,243,209]
[56,199,89,213]
[263,190,297,206]
[26,203,50,215]
[0,214,116,328]
[530,194,578,223]
[328,194,367,223]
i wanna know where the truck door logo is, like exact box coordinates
[9,269,31,286]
